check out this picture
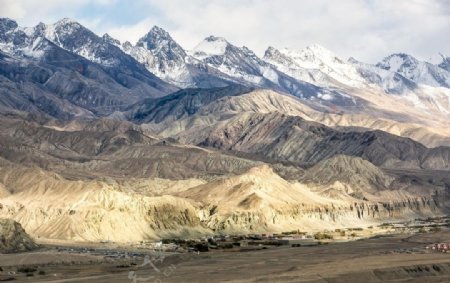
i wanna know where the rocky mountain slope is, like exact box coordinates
[136,88,450,148]
[173,112,450,170]
[263,45,367,88]
[122,26,233,88]
[189,36,354,105]
[0,114,447,241]
[2,17,450,126]
[177,165,443,234]
[0,156,444,241]
[0,18,177,119]
[0,219,38,253]
[122,87,450,169]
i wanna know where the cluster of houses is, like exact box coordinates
[427,243,450,252]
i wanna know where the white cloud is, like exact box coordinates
[135,0,450,63]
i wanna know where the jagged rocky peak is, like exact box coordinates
[264,46,278,57]
[136,25,186,59]
[376,53,419,72]
[43,18,95,47]
[51,17,84,34]
[0,18,19,43]
[18,22,47,41]
[139,25,172,46]
[263,46,295,64]
[102,33,120,46]
[347,57,359,64]
[439,54,450,72]
[122,40,133,49]
[0,18,18,33]
[205,35,227,42]
[375,53,450,88]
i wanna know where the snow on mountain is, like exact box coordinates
[348,54,450,95]
[439,55,450,72]
[376,53,450,88]
[190,36,267,84]
[102,33,120,46]
[264,44,367,88]
[40,18,123,66]
[121,27,234,88]
[349,56,450,116]
[0,17,132,67]
[136,26,187,65]
[2,17,449,119]
[348,57,418,94]
[0,18,50,59]
[191,36,228,59]
[263,46,338,87]
[189,36,346,102]
[123,26,192,86]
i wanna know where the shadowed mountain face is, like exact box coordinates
[0,116,305,181]
[121,85,450,171]
[440,56,450,72]
[125,84,254,123]
[185,112,450,170]
[0,18,177,120]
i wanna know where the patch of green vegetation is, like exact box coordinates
[17,266,37,273]
[314,232,333,240]
[430,227,441,233]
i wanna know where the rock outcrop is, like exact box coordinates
[0,218,38,253]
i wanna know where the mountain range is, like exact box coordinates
[1,17,450,242]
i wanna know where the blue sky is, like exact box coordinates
[1,0,449,63]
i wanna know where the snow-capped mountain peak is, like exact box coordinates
[191,36,229,59]
[375,53,450,88]
[0,18,18,35]
[102,33,120,46]
[279,44,344,69]
[121,25,194,86]
[301,44,339,60]
[376,53,419,72]
[45,18,85,41]
[136,25,187,60]
[0,18,50,59]
[147,25,171,38]
[55,17,78,26]
[264,44,367,87]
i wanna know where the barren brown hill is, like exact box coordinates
[177,165,443,234]
[138,89,450,148]
[179,112,450,170]
[0,116,306,181]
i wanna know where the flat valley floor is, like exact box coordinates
[2,230,450,282]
